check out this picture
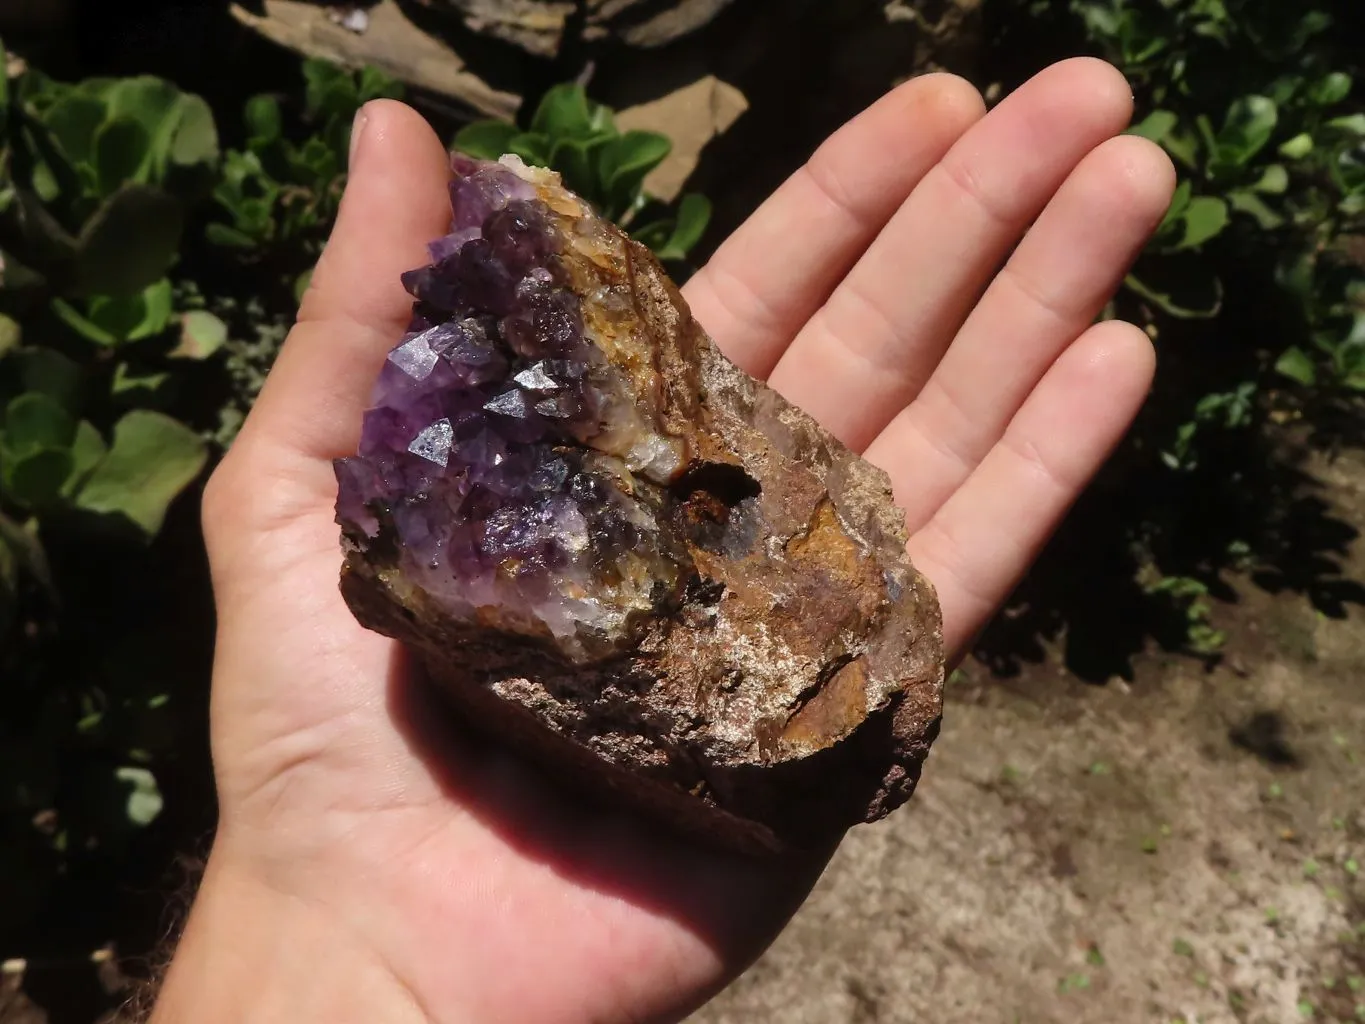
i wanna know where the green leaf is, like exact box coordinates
[59,420,107,497]
[1309,72,1352,107]
[136,278,175,339]
[7,187,80,272]
[0,511,54,599]
[1129,109,1179,144]
[356,65,403,103]
[30,161,63,203]
[600,131,671,203]
[114,766,163,826]
[104,76,185,178]
[71,184,183,297]
[1214,95,1278,169]
[52,297,118,345]
[204,221,261,249]
[244,94,283,146]
[71,77,117,102]
[653,193,711,260]
[1175,196,1230,250]
[170,310,228,359]
[40,92,107,168]
[117,278,175,340]
[104,76,180,134]
[3,449,73,509]
[17,348,82,409]
[93,116,152,193]
[1326,114,1365,137]
[0,314,21,357]
[1157,179,1193,234]
[1227,189,1284,230]
[111,362,172,405]
[1275,346,1317,386]
[453,119,519,161]
[1252,164,1289,194]
[1162,125,1202,170]
[0,402,74,508]
[586,98,614,135]
[293,266,314,304]
[531,84,595,139]
[73,410,207,537]
[58,278,174,345]
[233,196,278,238]
[302,59,355,121]
[287,135,338,183]
[631,219,673,253]
[1277,132,1310,160]
[507,132,552,168]
[168,94,219,168]
[549,137,597,196]
[4,393,76,456]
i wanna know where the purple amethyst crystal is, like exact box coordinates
[336,157,689,659]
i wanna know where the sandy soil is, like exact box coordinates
[691,449,1365,1024]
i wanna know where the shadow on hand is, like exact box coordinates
[382,647,836,1005]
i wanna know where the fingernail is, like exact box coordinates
[349,103,371,171]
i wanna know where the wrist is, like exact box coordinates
[148,845,429,1024]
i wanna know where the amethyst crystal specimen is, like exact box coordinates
[337,158,689,659]
[336,154,944,854]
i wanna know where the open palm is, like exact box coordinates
[162,58,1173,1024]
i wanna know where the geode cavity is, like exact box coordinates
[335,154,944,853]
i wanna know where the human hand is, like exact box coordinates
[151,57,1173,1024]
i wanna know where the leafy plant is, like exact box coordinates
[973,0,1365,680]
[1,49,704,939]
[454,83,712,262]
[0,42,225,900]
[0,62,217,301]
[0,48,394,928]
[1142,572,1227,655]
[1063,0,1365,394]
[209,59,402,297]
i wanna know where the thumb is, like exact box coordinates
[203,99,451,596]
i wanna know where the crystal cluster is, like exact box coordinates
[336,155,691,659]
[336,155,945,854]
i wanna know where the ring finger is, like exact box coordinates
[766,57,1135,452]
[864,133,1175,532]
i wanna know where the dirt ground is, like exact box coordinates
[691,448,1365,1024]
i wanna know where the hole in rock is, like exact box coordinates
[671,463,764,558]
[673,462,762,507]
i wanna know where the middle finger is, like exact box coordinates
[766,57,1134,452]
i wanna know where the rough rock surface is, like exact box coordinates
[228,1,521,119]
[433,0,737,56]
[335,155,944,854]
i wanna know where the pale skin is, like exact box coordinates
[151,58,1175,1024]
